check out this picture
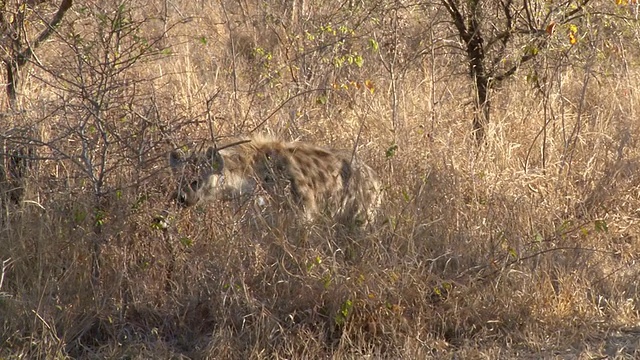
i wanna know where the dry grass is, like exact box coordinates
[1,1,640,359]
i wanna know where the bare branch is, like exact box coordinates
[17,0,73,67]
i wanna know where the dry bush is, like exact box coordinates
[1,0,640,359]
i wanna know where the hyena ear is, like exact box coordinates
[205,147,225,172]
[169,149,186,171]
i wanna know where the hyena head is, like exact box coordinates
[168,144,254,207]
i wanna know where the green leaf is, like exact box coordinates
[534,233,543,243]
[340,299,353,317]
[525,44,539,56]
[369,38,379,51]
[180,237,193,247]
[385,144,398,158]
[594,219,608,233]
[95,210,107,227]
[335,299,353,326]
[354,55,364,68]
[322,274,332,289]
[401,189,410,202]
[316,96,328,105]
[557,220,572,233]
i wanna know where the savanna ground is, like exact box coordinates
[1,0,640,359]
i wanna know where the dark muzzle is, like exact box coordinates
[174,181,199,207]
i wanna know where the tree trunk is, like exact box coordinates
[466,17,489,143]
[6,61,18,107]
[2,0,73,108]
[472,74,490,143]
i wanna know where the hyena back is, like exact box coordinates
[169,137,382,226]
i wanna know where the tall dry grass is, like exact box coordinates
[1,0,640,359]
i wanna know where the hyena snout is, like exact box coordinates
[173,190,188,206]
[173,180,200,207]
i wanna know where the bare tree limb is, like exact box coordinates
[17,0,73,67]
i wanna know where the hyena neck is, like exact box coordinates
[217,172,256,200]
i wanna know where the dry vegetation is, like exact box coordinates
[1,0,640,358]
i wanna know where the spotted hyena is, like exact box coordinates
[168,136,382,226]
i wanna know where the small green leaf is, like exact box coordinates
[322,274,332,289]
[557,220,572,233]
[340,299,352,317]
[354,55,364,68]
[95,210,107,227]
[369,38,379,51]
[401,189,410,202]
[335,299,353,326]
[179,237,193,247]
[525,44,539,56]
[316,96,328,105]
[594,219,608,233]
[385,144,398,158]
